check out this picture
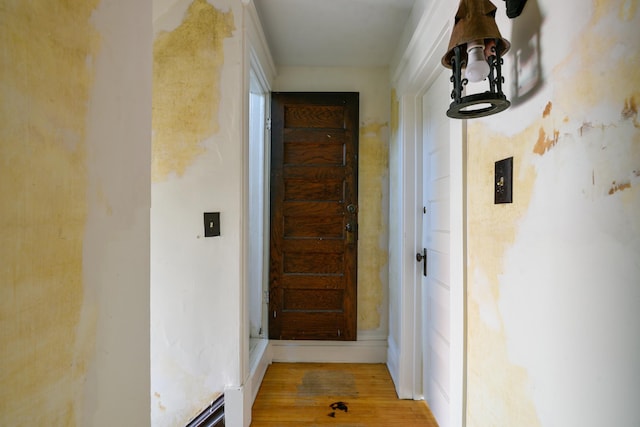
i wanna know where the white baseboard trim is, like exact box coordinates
[224,384,250,427]
[225,341,272,427]
[270,335,388,363]
[386,336,400,394]
[249,339,272,404]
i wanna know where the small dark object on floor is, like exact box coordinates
[328,412,336,418]
[330,402,348,412]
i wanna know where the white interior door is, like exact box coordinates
[421,70,452,427]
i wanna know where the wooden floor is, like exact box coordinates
[250,363,439,426]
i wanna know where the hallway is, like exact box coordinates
[251,363,438,426]
[2,0,638,425]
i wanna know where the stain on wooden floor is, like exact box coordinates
[298,369,358,397]
[251,363,439,426]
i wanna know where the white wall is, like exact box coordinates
[464,1,640,425]
[392,0,640,425]
[85,2,153,424]
[150,0,246,425]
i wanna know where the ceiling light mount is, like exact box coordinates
[504,0,528,18]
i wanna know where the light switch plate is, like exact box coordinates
[204,212,220,237]
[495,157,513,204]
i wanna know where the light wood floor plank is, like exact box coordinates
[251,363,439,426]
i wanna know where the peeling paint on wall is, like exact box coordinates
[622,96,639,127]
[358,121,390,330]
[466,0,640,425]
[0,1,100,424]
[152,0,234,182]
[608,180,632,194]
[467,120,542,427]
[532,126,560,155]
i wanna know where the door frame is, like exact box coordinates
[392,4,467,426]
[233,4,276,426]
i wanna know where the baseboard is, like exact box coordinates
[249,339,271,404]
[270,334,387,363]
[224,384,251,427]
[386,336,400,395]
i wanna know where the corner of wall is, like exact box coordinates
[224,385,252,427]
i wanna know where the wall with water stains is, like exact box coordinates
[387,88,402,356]
[1,0,152,425]
[150,0,245,425]
[465,0,640,425]
[273,67,391,337]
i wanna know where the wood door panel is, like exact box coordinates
[270,92,358,341]
[280,275,344,290]
[284,179,344,201]
[283,201,344,216]
[282,238,343,253]
[284,105,345,128]
[283,142,345,165]
[284,166,346,180]
[277,312,345,340]
[284,215,344,239]
[282,252,344,275]
[283,289,344,311]
[284,128,345,143]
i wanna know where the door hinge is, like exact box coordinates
[266,117,272,131]
[273,310,277,318]
[263,290,269,304]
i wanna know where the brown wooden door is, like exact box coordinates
[269,92,358,340]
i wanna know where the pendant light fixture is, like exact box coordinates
[442,0,512,119]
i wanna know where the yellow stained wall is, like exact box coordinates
[152,0,234,182]
[358,121,390,330]
[0,1,100,424]
[151,1,242,425]
[466,0,640,425]
[387,89,401,344]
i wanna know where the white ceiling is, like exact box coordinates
[254,0,417,68]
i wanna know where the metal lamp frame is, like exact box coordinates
[447,41,510,119]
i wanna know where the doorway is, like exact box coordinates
[420,69,454,427]
[414,69,466,427]
[268,92,359,341]
[248,69,270,368]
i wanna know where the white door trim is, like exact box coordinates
[233,3,275,426]
[391,92,422,400]
[448,117,467,427]
[391,4,467,426]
